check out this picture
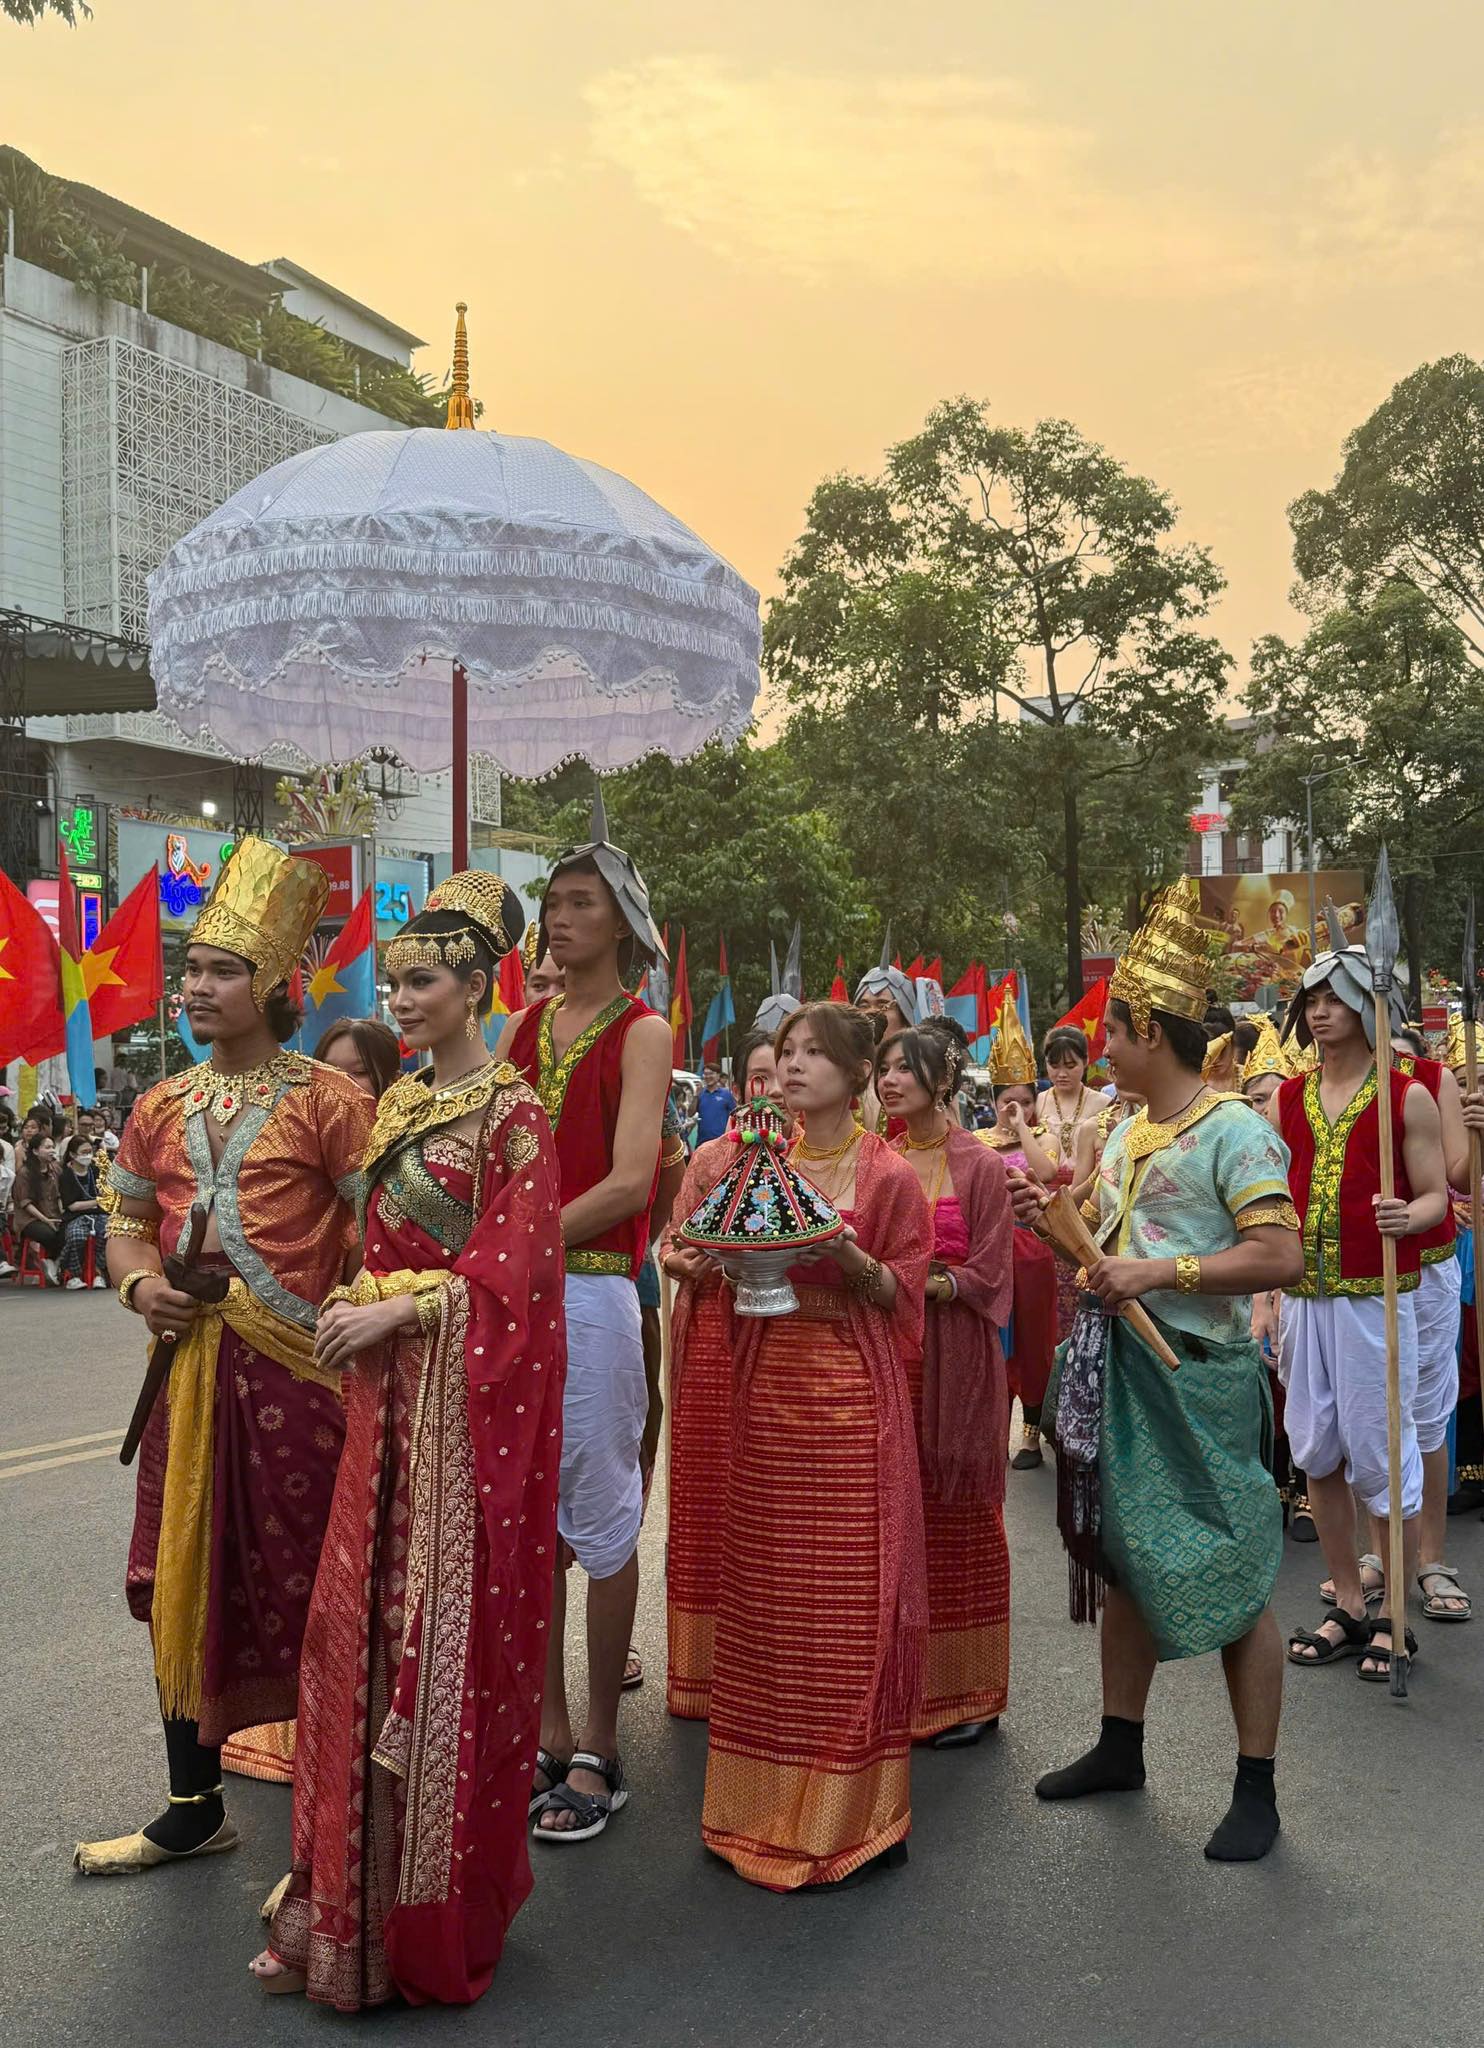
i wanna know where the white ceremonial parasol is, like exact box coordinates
[146,308,761,863]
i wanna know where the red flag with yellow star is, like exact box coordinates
[0,866,63,1068]
[83,868,164,1039]
[1050,974,1111,1060]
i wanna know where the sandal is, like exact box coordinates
[1288,1495,1319,1543]
[528,1747,569,1819]
[248,1950,306,1995]
[533,1750,628,1843]
[1319,1553,1384,1609]
[1357,1616,1419,1683]
[1287,1607,1371,1666]
[623,1647,644,1691]
[1417,1563,1472,1623]
[1011,1425,1044,1472]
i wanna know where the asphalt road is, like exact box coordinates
[4,1285,1482,2048]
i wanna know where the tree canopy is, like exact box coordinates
[767,398,1228,1000]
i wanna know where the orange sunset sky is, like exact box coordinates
[10,0,1483,704]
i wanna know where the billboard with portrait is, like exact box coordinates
[1198,871,1366,1001]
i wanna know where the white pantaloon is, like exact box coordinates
[1281,1291,1422,1518]
[557,1272,647,1579]
[1413,1255,1462,1456]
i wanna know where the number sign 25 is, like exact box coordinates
[375,881,414,925]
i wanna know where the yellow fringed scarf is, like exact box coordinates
[151,1281,338,1721]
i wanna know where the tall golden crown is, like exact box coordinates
[1109,878,1221,1037]
[989,1000,1037,1087]
[423,870,516,958]
[1240,1014,1287,1083]
[190,835,329,1006]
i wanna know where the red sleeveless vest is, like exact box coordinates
[1278,1066,1420,1299]
[1397,1055,1456,1264]
[510,993,660,1280]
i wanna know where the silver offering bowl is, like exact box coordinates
[706,1245,800,1317]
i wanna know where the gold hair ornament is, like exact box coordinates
[385,926,482,974]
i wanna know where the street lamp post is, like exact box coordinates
[1301,768,1339,953]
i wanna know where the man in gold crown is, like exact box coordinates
[1011,879,1305,1861]
[76,837,374,1876]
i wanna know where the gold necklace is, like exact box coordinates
[795,1126,863,1164]
[431,1059,495,1101]
[182,1052,302,1129]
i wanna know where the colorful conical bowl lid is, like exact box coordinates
[678,1097,844,1253]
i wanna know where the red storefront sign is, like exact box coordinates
[1189,811,1225,834]
[1081,955,1116,980]
[1422,1005,1448,1036]
[294,842,357,921]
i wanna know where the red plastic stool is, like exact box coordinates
[14,1237,54,1286]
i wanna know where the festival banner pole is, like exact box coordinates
[1462,893,1484,1428]
[1367,846,1409,1698]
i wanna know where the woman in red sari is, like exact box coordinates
[659,1027,787,1718]
[701,1002,931,1891]
[878,1025,1015,1746]
[250,875,566,2011]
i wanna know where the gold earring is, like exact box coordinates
[465,999,479,1042]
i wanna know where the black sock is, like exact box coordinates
[142,1716,226,1853]
[1204,1753,1279,1862]
[1036,1714,1146,1800]
[1022,1404,1042,1430]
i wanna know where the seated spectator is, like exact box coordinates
[59,1133,109,1289]
[13,1130,66,1285]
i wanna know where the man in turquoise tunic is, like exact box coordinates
[1013,881,1304,1861]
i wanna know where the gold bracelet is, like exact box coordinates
[107,1213,159,1244]
[850,1254,883,1303]
[1175,1253,1202,1295]
[117,1269,156,1313]
[414,1289,443,1338]
[661,1140,688,1169]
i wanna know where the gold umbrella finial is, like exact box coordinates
[445,301,475,430]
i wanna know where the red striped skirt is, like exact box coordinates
[666,1285,732,1718]
[701,1297,911,1890]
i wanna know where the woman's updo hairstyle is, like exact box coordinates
[775,1001,875,1095]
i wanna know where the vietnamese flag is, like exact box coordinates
[303,888,375,1042]
[669,926,693,1065]
[57,845,98,1107]
[984,969,1018,1037]
[0,868,64,1068]
[83,869,164,1039]
[903,954,926,982]
[830,953,849,1003]
[1051,975,1111,1060]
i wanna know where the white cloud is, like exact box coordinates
[583,57,1270,295]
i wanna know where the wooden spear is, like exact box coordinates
[1367,846,1409,1698]
[1462,892,1484,1447]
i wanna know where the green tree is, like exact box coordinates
[1290,355,1484,666]
[4,0,90,21]
[1235,584,1484,1010]
[501,741,872,1036]
[767,398,1229,1000]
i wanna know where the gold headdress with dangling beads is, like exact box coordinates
[1109,877,1222,1037]
[385,870,517,980]
[988,1000,1037,1087]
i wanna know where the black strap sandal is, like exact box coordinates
[528,1748,569,1819]
[1357,1617,1419,1684]
[1286,1608,1371,1666]
[533,1750,628,1843]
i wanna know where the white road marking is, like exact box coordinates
[0,1428,127,1463]
[0,1445,123,1481]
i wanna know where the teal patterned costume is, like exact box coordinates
[1047,1094,1295,1661]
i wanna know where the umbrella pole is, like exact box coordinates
[452,661,469,871]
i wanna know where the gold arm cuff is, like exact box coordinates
[1175,1253,1202,1295]
[107,1213,160,1244]
[323,1267,450,1315]
[1079,1196,1100,1225]
[1236,1200,1301,1232]
[661,1141,688,1169]
[117,1269,156,1312]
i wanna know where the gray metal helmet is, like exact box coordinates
[854,925,915,1023]
[1283,943,1408,1050]
[541,785,667,971]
